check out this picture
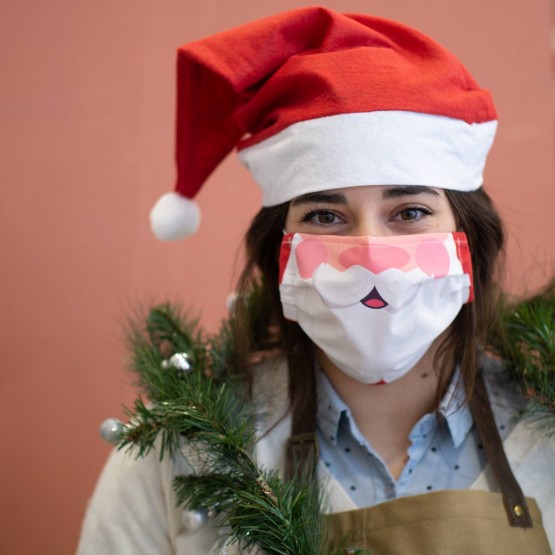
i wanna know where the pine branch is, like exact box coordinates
[118,300,371,554]
[173,466,326,555]
[490,278,555,433]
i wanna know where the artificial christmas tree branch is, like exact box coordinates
[108,278,554,554]
[490,278,555,434]
[116,302,369,554]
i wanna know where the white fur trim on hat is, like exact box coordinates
[149,192,201,241]
[238,110,497,206]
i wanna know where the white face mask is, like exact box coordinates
[279,232,473,384]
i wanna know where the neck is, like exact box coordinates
[317,336,454,479]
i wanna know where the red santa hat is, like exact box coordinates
[150,6,497,240]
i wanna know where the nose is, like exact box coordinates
[350,216,390,237]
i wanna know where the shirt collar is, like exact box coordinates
[316,366,474,449]
[316,369,350,446]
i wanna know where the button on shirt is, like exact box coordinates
[316,367,518,507]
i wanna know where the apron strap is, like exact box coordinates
[284,351,318,481]
[469,370,533,528]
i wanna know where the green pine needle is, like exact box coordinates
[490,278,555,433]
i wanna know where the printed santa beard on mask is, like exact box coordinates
[295,270,469,338]
[288,266,472,381]
[311,264,423,311]
[293,276,468,382]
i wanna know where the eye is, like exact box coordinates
[301,209,344,226]
[392,205,433,223]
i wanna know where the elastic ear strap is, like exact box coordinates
[469,371,532,528]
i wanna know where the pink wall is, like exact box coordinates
[1,1,553,553]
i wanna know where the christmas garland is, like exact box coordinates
[102,299,369,554]
[102,279,554,554]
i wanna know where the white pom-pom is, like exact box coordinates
[149,192,201,240]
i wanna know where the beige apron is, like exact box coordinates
[285,366,552,553]
[326,490,550,554]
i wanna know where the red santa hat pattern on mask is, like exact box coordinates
[150,6,497,240]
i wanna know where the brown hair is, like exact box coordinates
[233,188,505,410]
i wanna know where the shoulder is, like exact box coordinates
[479,355,554,484]
[480,355,528,432]
[475,356,555,548]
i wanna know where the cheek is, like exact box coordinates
[442,212,457,233]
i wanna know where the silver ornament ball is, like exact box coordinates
[161,352,192,372]
[226,292,238,313]
[182,508,208,531]
[99,418,125,445]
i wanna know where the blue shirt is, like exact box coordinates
[316,366,520,507]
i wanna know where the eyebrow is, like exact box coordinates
[289,186,440,206]
[289,192,347,206]
[381,185,440,199]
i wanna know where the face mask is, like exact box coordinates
[279,232,473,384]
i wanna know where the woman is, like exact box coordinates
[78,7,554,553]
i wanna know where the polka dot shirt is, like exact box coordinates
[316,363,523,507]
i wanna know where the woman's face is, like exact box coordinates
[285,185,457,237]
[281,184,468,386]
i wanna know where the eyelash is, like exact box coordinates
[299,204,434,226]
[393,204,434,223]
[300,206,342,226]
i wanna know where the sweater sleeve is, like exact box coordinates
[77,445,221,554]
[77,446,178,554]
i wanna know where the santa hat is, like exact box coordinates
[150,6,497,240]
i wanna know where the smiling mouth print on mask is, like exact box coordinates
[360,286,388,309]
